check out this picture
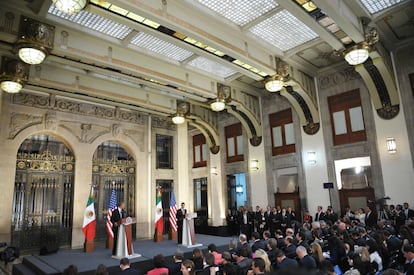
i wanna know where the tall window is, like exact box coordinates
[193,134,207,168]
[225,123,244,163]
[328,89,366,146]
[194,178,208,228]
[269,109,296,156]
[156,134,173,169]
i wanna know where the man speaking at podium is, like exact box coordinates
[176,202,187,244]
[111,202,126,255]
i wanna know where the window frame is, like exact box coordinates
[269,108,296,156]
[328,89,367,146]
[193,134,207,168]
[225,123,244,163]
[156,134,173,169]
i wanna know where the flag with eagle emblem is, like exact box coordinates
[82,185,96,241]
[155,186,163,235]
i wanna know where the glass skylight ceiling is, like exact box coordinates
[130,32,194,62]
[48,5,132,40]
[359,0,406,14]
[248,10,318,51]
[187,57,237,78]
[196,0,278,26]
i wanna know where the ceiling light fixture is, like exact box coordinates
[210,83,231,112]
[265,57,289,92]
[52,0,88,14]
[337,28,378,66]
[0,56,30,94]
[171,100,190,125]
[210,99,226,112]
[172,113,185,124]
[15,16,55,65]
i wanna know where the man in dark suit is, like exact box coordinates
[120,257,138,274]
[168,251,183,275]
[365,205,378,228]
[402,244,414,275]
[111,201,126,255]
[315,206,325,222]
[176,202,187,244]
[276,249,298,270]
[403,202,414,221]
[296,245,317,270]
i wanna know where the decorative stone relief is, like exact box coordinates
[59,121,110,143]
[318,68,361,89]
[151,116,175,130]
[8,113,43,139]
[44,111,57,131]
[123,129,145,152]
[11,92,147,125]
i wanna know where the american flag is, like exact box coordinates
[169,188,177,232]
[105,187,117,238]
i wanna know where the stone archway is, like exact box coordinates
[12,134,75,252]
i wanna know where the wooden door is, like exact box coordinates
[338,187,375,212]
[274,191,301,221]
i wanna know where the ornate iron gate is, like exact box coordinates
[12,135,75,251]
[92,142,136,241]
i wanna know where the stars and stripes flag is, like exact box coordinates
[82,185,96,241]
[105,187,117,239]
[155,186,164,235]
[169,188,177,232]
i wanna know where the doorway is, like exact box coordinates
[227,173,247,211]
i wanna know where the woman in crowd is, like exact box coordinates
[181,259,195,275]
[254,248,272,273]
[192,248,204,270]
[310,242,325,268]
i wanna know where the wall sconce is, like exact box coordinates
[210,83,230,112]
[307,151,317,165]
[0,56,30,94]
[386,137,397,154]
[15,16,55,65]
[265,57,289,92]
[171,100,190,125]
[210,167,217,175]
[52,0,88,14]
[250,159,259,171]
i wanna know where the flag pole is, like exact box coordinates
[106,181,116,250]
[84,184,96,253]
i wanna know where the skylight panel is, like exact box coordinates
[196,0,278,26]
[48,5,132,40]
[130,32,194,62]
[248,10,318,51]
[359,0,406,14]
[187,57,237,78]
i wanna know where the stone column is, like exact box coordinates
[248,141,269,208]
[176,123,191,208]
[209,152,225,226]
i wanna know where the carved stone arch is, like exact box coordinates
[226,106,262,146]
[279,83,320,135]
[187,114,220,154]
[90,129,144,162]
[11,124,77,158]
[354,53,400,119]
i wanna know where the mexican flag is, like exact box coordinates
[155,186,163,235]
[82,185,96,242]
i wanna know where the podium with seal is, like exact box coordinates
[182,212,202,248]
[112,217,141,259]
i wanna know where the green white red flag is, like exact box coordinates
[155,186,163,235]
[82,185,96,241]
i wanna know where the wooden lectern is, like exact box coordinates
[112,217,141,259]
[182,212,202,248]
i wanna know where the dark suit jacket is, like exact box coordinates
[168,261,183,275]
[365,211,378,228]
[283,244,297,259]
[314,211,325,221]
[251,239,266,252]
[299,255,317,270]
[122,267,138,274]
[277,257,298,269]
[111,208,125,233]
[177,208,187,226]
